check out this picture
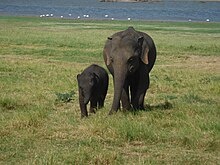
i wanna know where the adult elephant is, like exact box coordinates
[103,27,156,115]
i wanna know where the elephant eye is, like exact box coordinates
[128,57,138,63]
[128,57,133,63]
[109,56,113,63]
[89,80,92,85]
[110,56,113,62]
[89,79,94,86]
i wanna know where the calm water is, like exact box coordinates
[0,0,220,22]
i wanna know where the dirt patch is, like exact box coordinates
[158,55,220,73]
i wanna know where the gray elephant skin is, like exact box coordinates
[77,64,109,118]
[103,27,156,115]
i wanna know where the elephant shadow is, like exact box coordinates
[143,100,173,112]
[121,100,173,114]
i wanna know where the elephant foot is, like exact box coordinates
[139,106,145,110]
[108,111,114,115]
[81,114,88,118]
[81,109,88,118]
[122,104,131,111]
[132,102,145,110]
[108,110,117,115]
[89,108,96,114]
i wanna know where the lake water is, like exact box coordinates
[0,0,220,22]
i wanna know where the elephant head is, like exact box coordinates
[77,72,99,104]
[103,27,156,114]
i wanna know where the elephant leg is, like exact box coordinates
[136,92,146,109]
[137,74,149,109]
[131,73,149,110]
[89,97,97,113]
[130,80,138,109]
[131,89,145,110]
[98,96,104,109]
[121,82,131,110]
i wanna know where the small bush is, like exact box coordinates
[0,98,19,111]
[55,90,75,103]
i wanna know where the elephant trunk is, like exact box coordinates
[79,88,88,118]
[84,96,90,104]
[109,66,127,115]
[83,89,93,105]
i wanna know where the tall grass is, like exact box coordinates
[0,16,219,164]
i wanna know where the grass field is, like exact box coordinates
[0,16,219,164]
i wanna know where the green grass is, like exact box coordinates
[0,16,220,164]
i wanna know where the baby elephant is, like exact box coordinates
[77,64,109,118]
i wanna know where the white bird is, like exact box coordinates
[128,17,131,21]
[188,19,192,22]
[86,15,89,18]
[83,15,86,18]
[61,16,63,18]
[42,14,45,17]
[206,19,210,22]
[40,15,43,18]
[69,14,72,16]
[111,18,114,20]
[77,16,80,19]
[50,14,53,17]
[105,14,109,18]
[46,14,49,17]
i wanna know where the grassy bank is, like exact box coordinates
[0,16,219,164]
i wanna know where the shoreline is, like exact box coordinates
[1,1,219,22]
[0,15,219,23]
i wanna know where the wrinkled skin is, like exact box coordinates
[103,27,156,115]
[77,64,109,118]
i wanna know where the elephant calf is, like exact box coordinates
[77,64,109,118]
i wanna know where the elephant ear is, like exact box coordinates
[104,48,112,66]
[138,37,149,65]
[104,37,113,66]
[106,51,112,66]
[141,48,149,65]
[138,36,144,47]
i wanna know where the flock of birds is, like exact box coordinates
[39,13,122,20]
[188,18,210,22]
[39,13,210,22]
